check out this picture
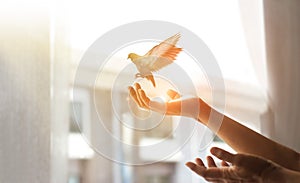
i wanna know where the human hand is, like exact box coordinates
[128,83,206,121]
[186,147,285,183]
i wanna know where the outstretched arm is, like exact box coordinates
[128,84,300,171]
[198,99,300,171]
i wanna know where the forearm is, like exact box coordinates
[197,99,300,171]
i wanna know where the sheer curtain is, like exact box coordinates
[239,0,300,151]
[263,0,300,151]
[0,2,52,183]
[50,1,71,182]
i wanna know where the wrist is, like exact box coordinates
[196,98,211,125]
[262,165,300,183]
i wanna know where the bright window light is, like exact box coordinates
[67,0,260,87]
[68,133,94,159]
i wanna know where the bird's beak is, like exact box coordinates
[127,55,130,60]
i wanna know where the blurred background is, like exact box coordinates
[1,0,299,183]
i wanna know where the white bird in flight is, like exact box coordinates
[127,33,182,87]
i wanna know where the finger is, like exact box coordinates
[185,162,206,176]
[167,89,181,100]
[138,89,150,106]
[221,160,229,167]
[137,89,150,109]
[195,158,205,167]
[133,83,147,108]
[207,156,217,167]
[210,147,235,164]
[134,82,142,91]
[128,86,142,107]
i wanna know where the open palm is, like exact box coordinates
[128,82,201,119]
[186,147,284,183]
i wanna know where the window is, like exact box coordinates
[65,1,266,182]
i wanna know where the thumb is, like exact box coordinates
[167,89,181,100]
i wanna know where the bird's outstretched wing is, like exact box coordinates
[144,33,182,72]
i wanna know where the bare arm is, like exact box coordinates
[128,84,300,171]
[198,99,300,171]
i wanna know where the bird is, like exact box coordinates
[127,33,183,87]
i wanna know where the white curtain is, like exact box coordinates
[0,3,52,183]
[239,0,300,151]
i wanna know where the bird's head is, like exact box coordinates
[127,53,140,62]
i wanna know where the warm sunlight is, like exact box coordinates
[3,0,300,183]
[68,0,260,87]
